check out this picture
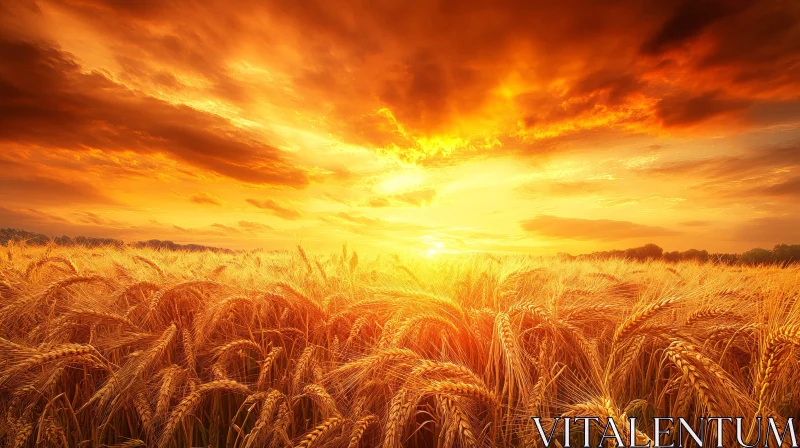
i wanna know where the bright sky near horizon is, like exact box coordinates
[1,0,799,254]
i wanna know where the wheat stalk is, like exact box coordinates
[159,380,250,448]
[296,416,342,448]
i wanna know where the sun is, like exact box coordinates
[423,240,458,257]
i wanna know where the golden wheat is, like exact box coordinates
[0,245,797,447]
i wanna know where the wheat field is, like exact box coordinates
[0,242,798,447]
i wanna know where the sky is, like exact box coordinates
[1,0,799,255]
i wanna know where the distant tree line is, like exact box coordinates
[1,228,124,248]
[0,228,233,254]
[560,243,800,266]
[130,239,234,254]
[4,227,799,264]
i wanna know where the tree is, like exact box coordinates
[741,248,774,265]
[624,243,663,261]
[773,244,800,266]
[681,249,709,262]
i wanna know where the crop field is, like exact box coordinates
[0,243,798,447]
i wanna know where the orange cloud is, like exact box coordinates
[238,221,274,231]
[245,199,302,220]
[733,215,800,244]
[71,211,126,227]
[654,91,750,128]
[748,177,800,197]
[14,0,794,165]
[0,173,116,205]
[190,192,224,206]
[641,144,800,204]
[517,180,611,198]
[0,34,308,187]
[368,187,437,207]
[521,215,678,241]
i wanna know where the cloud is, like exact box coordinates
[732,215,800,243]
[0,174,116,205]
[0,205,269,247]
[0,206,130,239]
[517,180,610,198]
[0,34,309,187]
[367,196,391,208]
[0,206,68,226]
[637,143,800,206]
[745,176,800,197]
[210,223,241,234]
[655,91,750,127]
[190,192,224,206]
[680,220,712,227]
[319,212,430,236]
[238,220,274,231]
[520,215,678,241]
[245,198,302,220]
[26,0,798,166]
[172,224,230,237]
[334,212,382,227]
[393,187,437,206]
[640,0,747,56]
[367,187,437,207]
[642,144,800,180]
[71,211,126,227]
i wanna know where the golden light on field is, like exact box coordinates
[2,243,800,447]
[0,0,799,254]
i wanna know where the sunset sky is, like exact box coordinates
[1,0,799,254]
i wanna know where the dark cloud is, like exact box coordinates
[245,198,303,220]
[0,35,308,187]
[697,3,800,84]
[190,192,224,206]
[570,70,644,106]
[655,91,750,127]
[520,215,678,241]
[640,0,749,56]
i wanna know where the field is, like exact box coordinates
[0,243,798,447]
